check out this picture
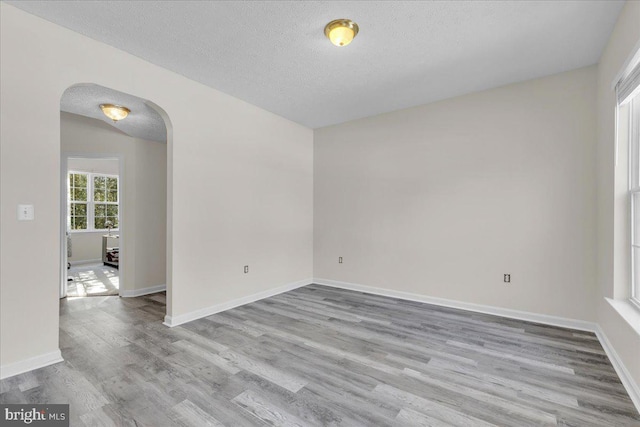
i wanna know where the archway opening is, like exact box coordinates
[59,83,173,321]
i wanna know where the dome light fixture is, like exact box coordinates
[324,19,359,47]
[100,104,130,122]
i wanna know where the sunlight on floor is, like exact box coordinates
[67,264,119,297]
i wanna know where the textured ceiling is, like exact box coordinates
[61,84,167,143]
[10,1,624,128]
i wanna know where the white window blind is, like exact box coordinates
[617,61,640,105]
[631,97,640,306]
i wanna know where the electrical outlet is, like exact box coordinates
[504,274,511,283]
[244,265,249,274]
[338,257,343,264]
[17,204,34,221]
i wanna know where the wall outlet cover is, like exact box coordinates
[17,204,35,221]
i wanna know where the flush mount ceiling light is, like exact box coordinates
[324,19,359,47]
[100,104,130,122]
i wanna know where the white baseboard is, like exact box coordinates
[69,259,102,266]
[2,277,638,413]
[595,325,640,412]
[0,350,64,380]
[314,278,598,332]
[163,278,312,327]
[120,284,166,298]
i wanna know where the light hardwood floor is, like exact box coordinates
[1,285,639,426]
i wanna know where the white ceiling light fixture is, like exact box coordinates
[324,19,359,47]
[100,103,130,122]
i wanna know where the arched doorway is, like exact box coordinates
[59,83,172,319]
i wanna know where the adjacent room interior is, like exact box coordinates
[59,83,169,303]
[1,1,639,426]
[66,156,121,298]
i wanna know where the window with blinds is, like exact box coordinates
[619,58,640,308]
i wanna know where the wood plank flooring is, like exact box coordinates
[1,284,638,426]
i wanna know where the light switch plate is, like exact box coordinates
[18,204,34,221]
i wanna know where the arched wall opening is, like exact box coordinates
[59,83,173,318]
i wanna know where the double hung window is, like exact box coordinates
[620,59,640,307]
[68,172,119,231]
[630,97,640,306]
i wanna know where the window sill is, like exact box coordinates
[69,230,120,234]
[606,298,640,337]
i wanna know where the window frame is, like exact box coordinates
[67,170,120,233]
[68,172,89,231]
[92,174,120,231]
[629,97,640,309]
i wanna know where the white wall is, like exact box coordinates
[596,0,640,388]
[63,113,166,293]
[68,232,115,264]
[68,157,119,175]
[315,66,598,322]
[0,3,313,370]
